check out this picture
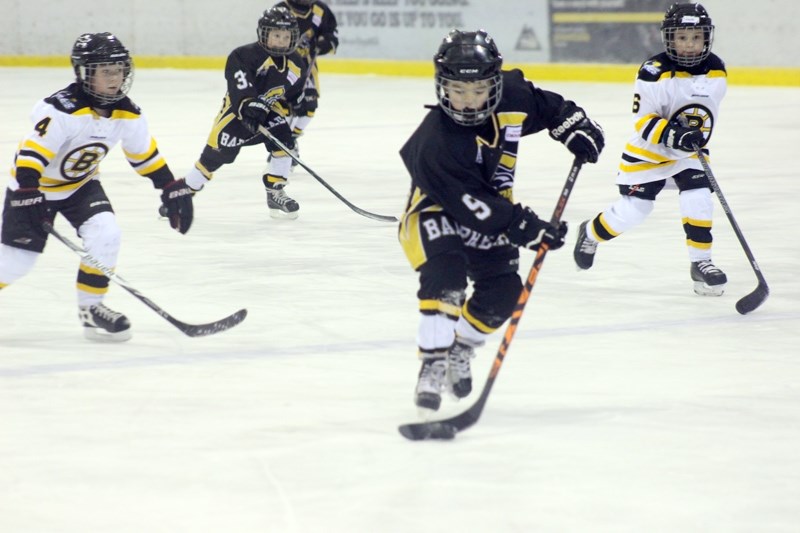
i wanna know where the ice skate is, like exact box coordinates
[447,340,477,399]
[573,220,598,270]
[415,357,448,413]
[266,182,299,219]
[79,303,132,342]
[691,260,727,296]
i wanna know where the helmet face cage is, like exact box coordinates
[71,33,134,107]
[434,30,503,127]
[258,7,300,56]
[661,3,714,67]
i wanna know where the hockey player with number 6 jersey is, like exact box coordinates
[574,2,729,297]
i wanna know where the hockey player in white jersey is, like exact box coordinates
[0,32,194,341]
[573,2,728,296]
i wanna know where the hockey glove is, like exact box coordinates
[507,205,568,251]
[661,120,704,152]
[263,113,296,152]
[160,179,194,234]
[549,102,605,164]
[7,187,49,239]
[239,98,271,134]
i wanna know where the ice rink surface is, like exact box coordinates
[1,67,799,532]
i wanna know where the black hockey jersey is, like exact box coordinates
[222,42,305,116]
[276,0,339,66]
[400,69,567,237]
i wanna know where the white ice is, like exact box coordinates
[0,67,799,533]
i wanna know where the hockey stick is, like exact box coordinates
[399,158,584,441]
[693,146,769,315]
[43,222,247,337]
[257,125,398,223]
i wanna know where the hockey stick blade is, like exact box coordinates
[693,146,769,314]
[257,125,398,223]
[735,283,769,315]
[43,222,247,337]
[398,159,584,441]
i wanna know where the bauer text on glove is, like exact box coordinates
[160,179,194,234]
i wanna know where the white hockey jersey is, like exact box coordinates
[10,83,174,201]
[616,52,727,186]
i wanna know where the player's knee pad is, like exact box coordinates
[467,272,522,330]
[417,252,468,300]
[679,187,713,220]
[200,145,237,169]
[0,243,39,286]
[602,195,655,236]
[78,212,121,267]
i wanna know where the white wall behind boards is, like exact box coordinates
[0,0,797,67]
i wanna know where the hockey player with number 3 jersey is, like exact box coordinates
[574,3,728,297]
[0,32,193,342]
[399,30,604,412]
[180,6,306,219]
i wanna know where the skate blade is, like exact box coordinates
[693,281,725,297]
[83,327,132,343]
[268,209,299,220]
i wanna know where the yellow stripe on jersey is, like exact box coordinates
[15,158,46,174]
[419,298,461,318]
[124,137,168,177]
[124,138,157,162]
[110,109,139,120]
[39,175,94,192]
[399,210,426,270]
[619,159,676,173]
[499,152,516,169]
[21,138,56,160]
[634,113,668,144]
[625,143,673,163]
[497,112,527,128]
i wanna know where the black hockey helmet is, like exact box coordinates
[257,6,300,56]
[70,32,134,107]
[434,29,503,126]
[661,3,714,67]
[287,0,315,8]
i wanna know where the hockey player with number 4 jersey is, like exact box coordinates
[573,3,728,297]
[399,30,604,412]
[0,32,193,342]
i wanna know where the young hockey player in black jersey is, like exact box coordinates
[0,32,193,342]
[398,29,605,412]
[574,3,728,296]
[181,6,306,218]
[273,0,338,154]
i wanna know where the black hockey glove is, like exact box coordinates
[507,205,568,251]
[7,187,49,239]
[549,103,605,164]
[160,179,194,234]
[263,112,296,152]
[239,98,271,134]
[661,120,704,152]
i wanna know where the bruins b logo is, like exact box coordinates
[673,104,714,144]
[60,142,109,181]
